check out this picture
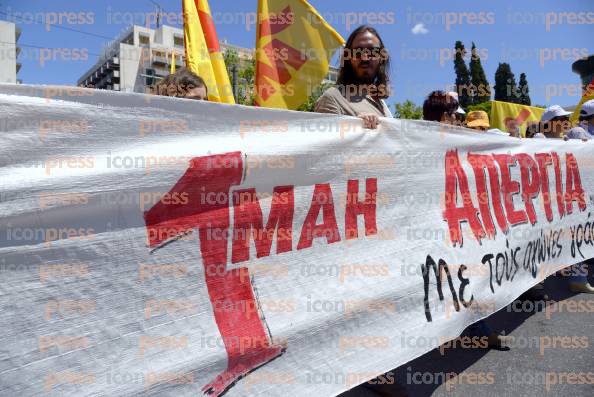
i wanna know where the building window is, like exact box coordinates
[174,36,184,48]
[139,34,150,46]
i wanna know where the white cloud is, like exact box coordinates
[411,23,429,35]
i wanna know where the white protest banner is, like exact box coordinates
[0,84,593,397]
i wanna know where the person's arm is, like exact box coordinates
[315,89,380,129]
[314,92,343,115]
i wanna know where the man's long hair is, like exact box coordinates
[336,25,391,99]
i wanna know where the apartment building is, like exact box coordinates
[0,20,22,83]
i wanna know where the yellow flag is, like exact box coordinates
[570,78,594,123]
[490,101,545,137]
[170,50,176,74]
[183,0,234,103]
[196,0,235,104]
[255,0,344,109]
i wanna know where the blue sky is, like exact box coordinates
[2,0,592,109]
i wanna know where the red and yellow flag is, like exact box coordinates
[490,101,544,137]
[183,0,234,103]
[255,0,344,109]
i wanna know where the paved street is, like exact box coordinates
[342,272,594,397]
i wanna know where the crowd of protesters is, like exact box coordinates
[146,23,593,397]
[153,24,594,144]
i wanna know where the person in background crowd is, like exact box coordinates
[465,110,490,131]
[422,90,460,124]
[539,105,572,138]
[564,126,589,141]
[525,121,541,138]
[578,99,594,137]
[505,119,522,137]
[465,110,510,135]
[315,25,392,129]
[562,100,594,140]
[154,68,208,100]
[447,91,466,123]
[422,90,512,348]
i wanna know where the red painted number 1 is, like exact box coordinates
[144,152,283,396]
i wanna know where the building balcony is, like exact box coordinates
[96,71,120,88]
[153,55,168,65]
[105,59,119,70]
[153,67,168,77]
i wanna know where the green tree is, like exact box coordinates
[467,101,492,117]
[454,41,472,108]
[239,58,255,85]
[222,49,257,105]
[223,48,240,76]
[518,73,531,106]
[494,62,519,103]
[238,58,256,106]
[469,42,491,104]
[222,49,241,102]
[394,100,423,119]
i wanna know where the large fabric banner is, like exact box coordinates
[1,84,593,397]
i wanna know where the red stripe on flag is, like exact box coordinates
[197,1,220,53]
[270,6,293,35]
